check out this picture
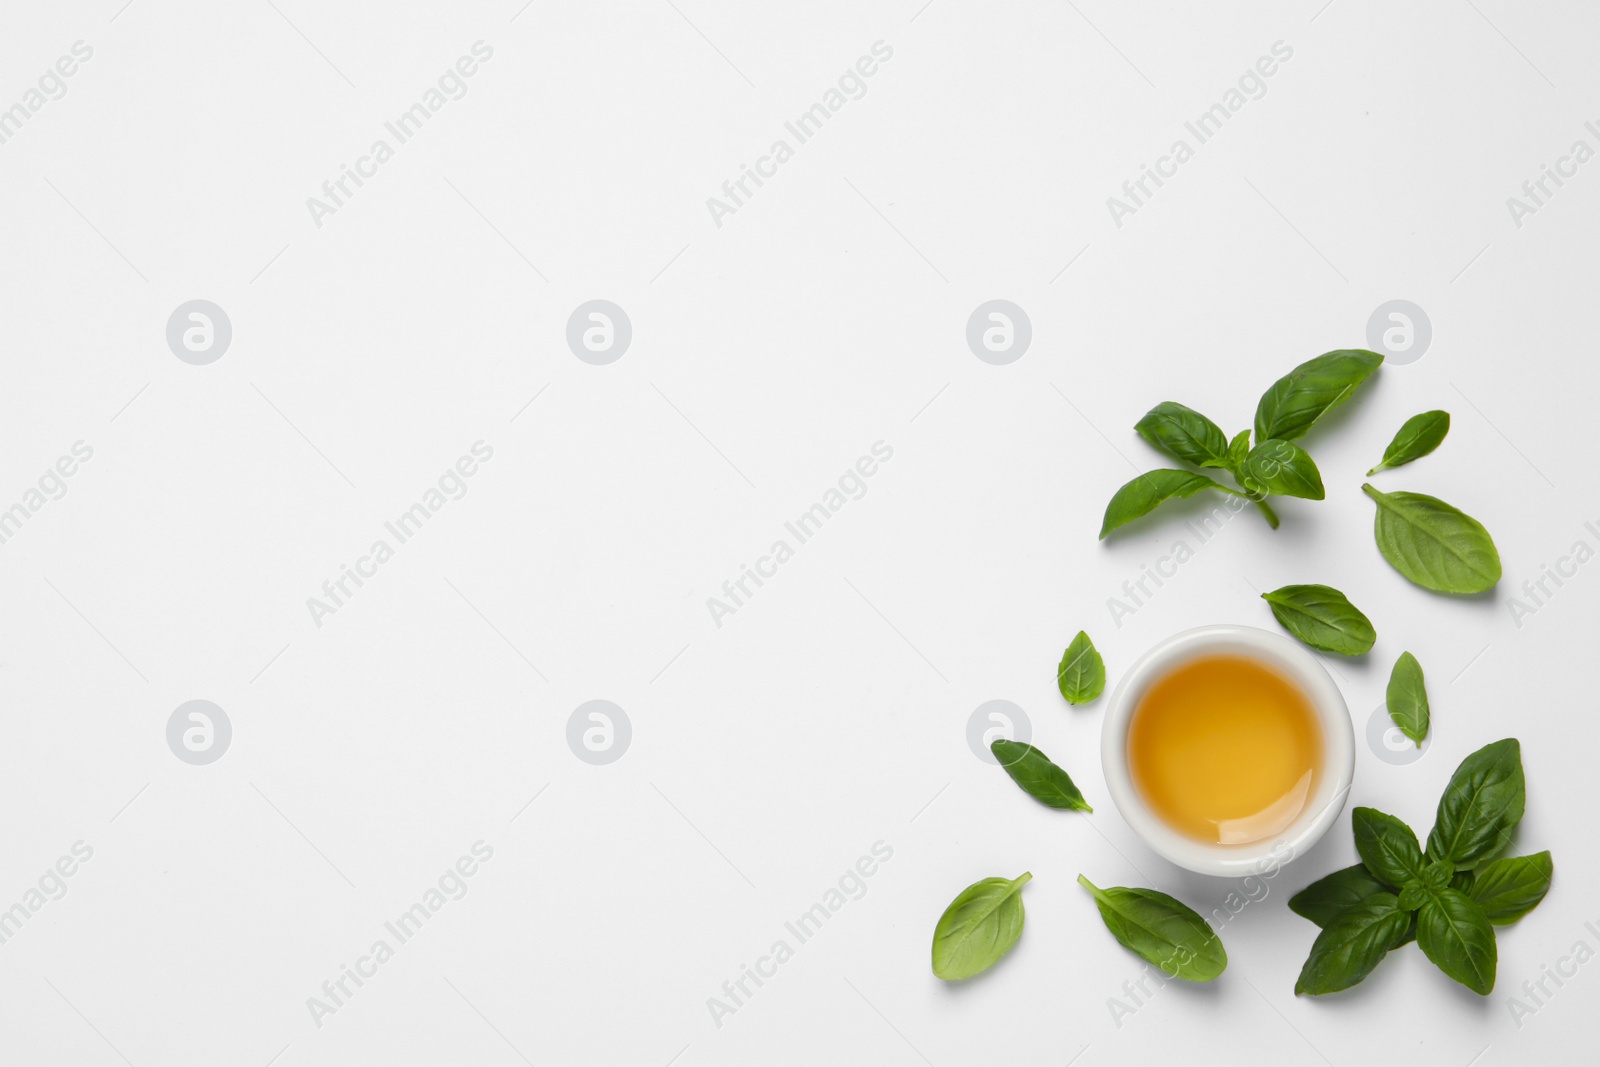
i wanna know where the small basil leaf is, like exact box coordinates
[1468,851,1553,926]
[1427,739,1525,870]
[1416,887,1497,995]
[1289,864,1392,928]
[1135,402,1230,468]
[1100,470,1238,539]
[990,740,1092,812]
[1386,651,1430,747]
[1450,870,1475,894]
[1261,584,1377,656]
[1397,882,1430,912]
[931,872,1031,980]
[1423,860,1453,889]
[1241,439,1326,500]
[1368,410,1450,475]
[1057,631,1106,706]
[1294,891,1411,995]
[1225,429,1252,471]
[1353,807,1427,886]
[1362,483,1502,594]
[1077,875,1226,981]
[1255,349,1384,443]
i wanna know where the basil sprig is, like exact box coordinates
[1101,350,1382,538]
[1290,739,1549,996]
[931,873,1032,980]
[1260,584,1376,655]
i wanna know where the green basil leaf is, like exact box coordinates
[1077,875,1226,981]
[1057,631,1106,705]
[1100,470,1238,540]
[1397,881,1430,912]
[1289,864,1391,928]
[1386,651,1430,747]
[1396,912,1418,948]
[1135,402,1230,468]
[1353,807,1427,886]
[1241,439,1326,500]
[1416,887,1497,994]
[1294,891,1411,995]
[1225,429,1251,469]
[1468,851,1553,926]
[1362,484,1502,594]
[1261,584,1377,655]
[1255,349,1384,443]
[1368,410,1450,475]
[1423,860,1453,889]
[1426,739,1525,869]
[1450,870,1475,894]
[990,740,1092,812]
[931,872,1032,980]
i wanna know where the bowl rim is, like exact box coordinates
[1101,623,1355,877]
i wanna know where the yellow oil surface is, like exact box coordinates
[1128,654,1323,845]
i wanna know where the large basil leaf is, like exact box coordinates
[931,873,1032,980]
[1294,891,1411,995]
[1416,887,1497,994]
[1077,875,1226,981]
[1240,439,1326,500]
[1427,739,1525,869]
[1261,584,1377,655]
[1135,402,1230,468]
[990,740,1092,812]
[1289,864,1392,928]
[1386,651,1430,747]
[1100,470,1238,539]
[1468,851,1553,926]
[1362,484,1502,594]
[1254,349,1383,442]
[1352,807,1428,886]
[1368,410,1450,475]
[1057,631,1106,705]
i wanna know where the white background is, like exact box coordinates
[2,1,1597,1064]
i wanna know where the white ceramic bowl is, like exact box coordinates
[1101,624,1355,877]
